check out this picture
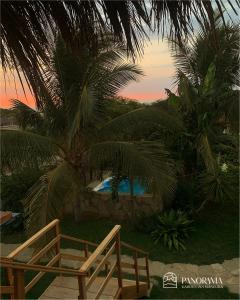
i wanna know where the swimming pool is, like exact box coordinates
[93,177,145,195]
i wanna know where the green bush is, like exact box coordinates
[151,210,194,251]
[197,166,238,203]
[1,168,43,212]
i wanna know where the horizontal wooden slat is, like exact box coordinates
[61,253,87,262]
[60,253,112,267]
[95,262,117,299]
[60,234,98,247]
[25,254,61,292]
[121,241,148,255]
[86,242,116,289]
[7,219,59,259]
[28,236,60,265]
[80,225,121,273]
[0,257,86,277]
[0,285,14,294]
[121,262,146,271]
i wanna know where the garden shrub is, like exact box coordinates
[1,168,43,212]
[151,209,194,251]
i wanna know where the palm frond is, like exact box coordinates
[11,99,45,132]
[177,75,198,111]
[68,84,97,144]
[99,107,184,140]
[54,36,144,144]
[24,162,79,236]
[97,63,144,97]
[202,62,216,95]
[2,1,236,104]
[217,90,239,133]
[1,130,58,171]
[197,169,237,203]
[89,141,176,199]
[171,19,240,88]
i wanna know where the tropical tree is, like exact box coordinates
[153,19,239,211]
[2,0,238,101]
[1,36,178,235]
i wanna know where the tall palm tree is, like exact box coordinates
[171,16,239,132]
[2,1,238,102]
[154,20,239,210]
[1,36,178,235]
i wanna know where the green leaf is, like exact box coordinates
[24,162,79,237]
[99,107,184,140]
[202,62,216,95]
[1,129,59,171]
[89,141,176,198]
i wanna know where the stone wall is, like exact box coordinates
[64,191,164,221]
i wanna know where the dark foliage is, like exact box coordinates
[1,168,43,212]
[135,214,159,234]
[2,1,238,104]
[151,210,194,251]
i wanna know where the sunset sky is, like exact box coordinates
[0,1,237,109]
[0,35,175,108]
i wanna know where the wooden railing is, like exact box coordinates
[121,241,150,294]
[0,219,150,299]
[0,257,87,299]
[77,225,122,299]
[3,219,62,299]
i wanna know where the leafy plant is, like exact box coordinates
[151,18,239,211]
[196,166,238,212]
[1,36,177,236]
[2,0,232,104]
[1,168,43,212]
[151,210,194,251]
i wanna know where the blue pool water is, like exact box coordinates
[94,177,145,195]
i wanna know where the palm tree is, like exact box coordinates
[2,1,238,101]
[153,19,239,210]
[1,36,177,235]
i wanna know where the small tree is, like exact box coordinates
[1,36,177,235]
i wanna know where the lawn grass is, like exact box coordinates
[1,201,238,299]
[61,201,239,265]
[1,201,238,264]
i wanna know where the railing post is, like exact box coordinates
[55,220,61,256]
[84,243,89,258]
[145,254,150,289]
[134,251,139,295]
[104,248,109,276]
[55,220,61,271]
[78,275,87,299]
[115,231,123,291]
[13,269,25,299]
[4,257,14,300]
[84,244,91,276]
